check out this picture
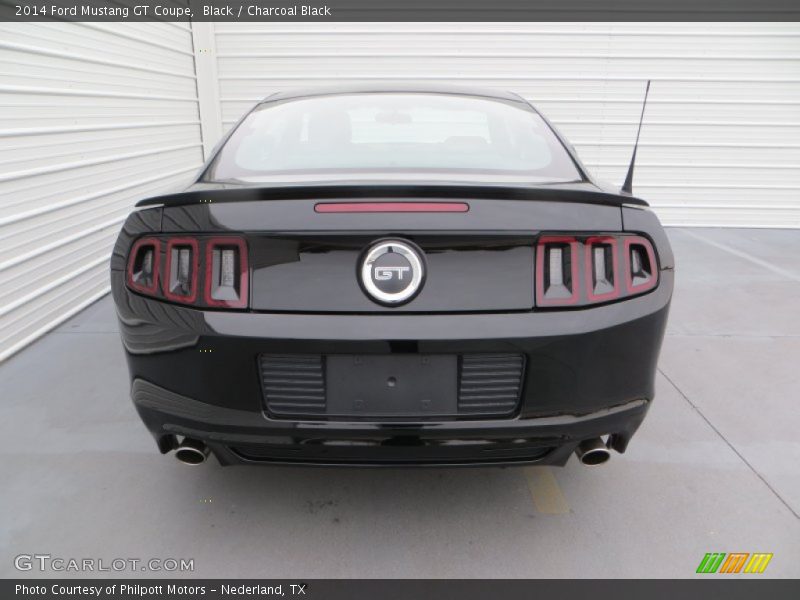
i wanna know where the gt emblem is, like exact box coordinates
[374,266,410,281]
[360,240,426,306]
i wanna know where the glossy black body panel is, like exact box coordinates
[111,214,672,466]
[250,236,535,312]
[131,377,651,467]
[142,197,629,314]
[113,266,670,416]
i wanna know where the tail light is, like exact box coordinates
[585,236,620,302]
[624,236,658,294]
[164,237,199,303]
[126,235,248,309]
[205,237,249,309]
[536,236,579,305]
[127,238,160,295]
[536,234,657,308]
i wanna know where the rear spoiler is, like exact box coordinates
[136,183,649,209]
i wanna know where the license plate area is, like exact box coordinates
[326,354,457,418]
[259,353,524,419]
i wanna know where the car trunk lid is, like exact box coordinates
[157,190,623,313]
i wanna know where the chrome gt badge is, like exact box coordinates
[360,240,425,306]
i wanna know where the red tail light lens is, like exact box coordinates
[536,234,657,308]
[127,238,160,295]
[584,236,620,302]
[204,237,249,309]
[125,235,249,309]
[536,236,579,306]
[624,236,658,294]
[164,237,199,304]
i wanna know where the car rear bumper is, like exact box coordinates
[114,269,671,467]
[133,378,650,467]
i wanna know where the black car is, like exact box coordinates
[111,84,673,467]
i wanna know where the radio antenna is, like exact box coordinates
[621,80,651,195]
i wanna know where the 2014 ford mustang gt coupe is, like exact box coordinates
[111,84,673,467]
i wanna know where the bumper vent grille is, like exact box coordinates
[260,353,525,418]
[458,354,526,415]
[260,354,325,415]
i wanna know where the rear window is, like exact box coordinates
[205,93,583,183]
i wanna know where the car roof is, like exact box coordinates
[260,83,527,104]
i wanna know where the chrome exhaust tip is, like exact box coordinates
[575,438,611,466]
[175,438,210,465]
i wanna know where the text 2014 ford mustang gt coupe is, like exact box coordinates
[111,84,673,467]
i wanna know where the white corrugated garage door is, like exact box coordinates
[210,22,800,228]
[0,23,205,362]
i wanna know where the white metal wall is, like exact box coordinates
[211,22,800,228]
[0,23,205,362]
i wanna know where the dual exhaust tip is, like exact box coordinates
[575,437,611,466]
[173,436,611,466]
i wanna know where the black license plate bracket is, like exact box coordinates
[326,354,457,417]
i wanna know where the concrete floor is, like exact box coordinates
[1,228,799,578]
